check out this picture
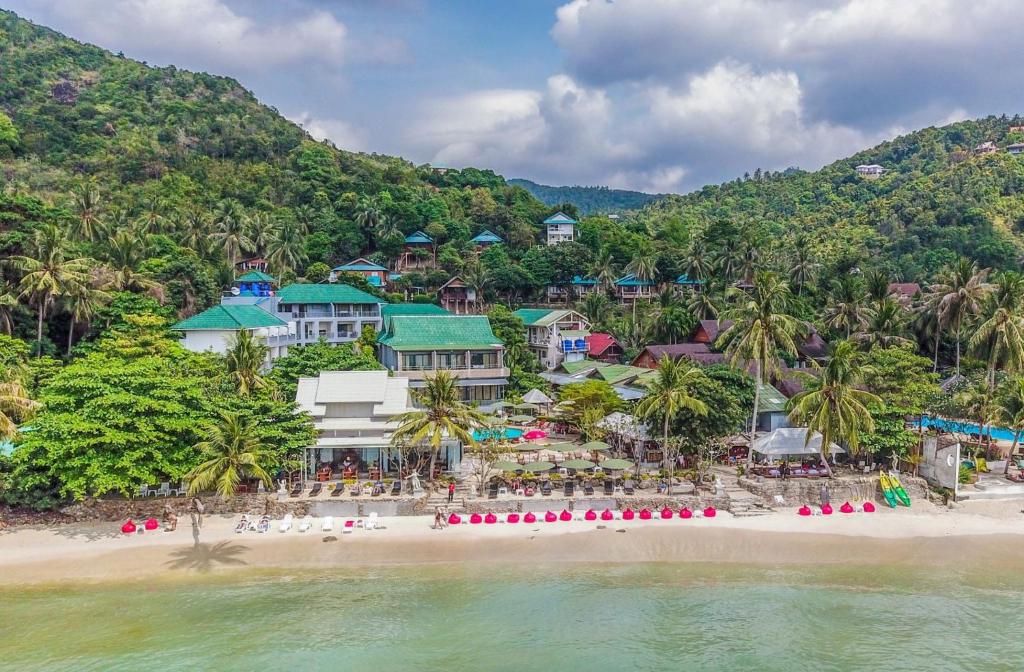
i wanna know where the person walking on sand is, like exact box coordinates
[434,508,443,530]
[447,481,455,504]
[191,497,205,528]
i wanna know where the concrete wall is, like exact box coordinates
[919,435,960,491]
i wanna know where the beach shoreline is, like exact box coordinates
[2,499,1023,587]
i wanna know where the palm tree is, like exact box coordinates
[626,247,657,284]
[996,376,1024,473]
[0,372,38,440]
[577,292,611,330]
[864,269,891,307]
[354,200,383,235]
[186,411,275,498]
[825,277,871,338]
[685,237,714,283]
[178,209,212,252]
[11,226,91,356]
[225,329,268,395]
[0,283,17,334]
[787,340,881,476]
[635,355,708,494]
[788,235,819,296]
[100,230,164,297]
[70,181,104,242]
[719,271,804,468]
[266,220,307,275]
[211,199,252,268]
[390,371,485,483]
[969,272,1024,390]
[136,197,166,235]
[855,297,911,350]
[246,211,275,255]
[926,258,993,375]
[462,263,490,312]
[685,288,719,320]
[592,249,617,291]
[63,282,110,355]
[651,288,689,344]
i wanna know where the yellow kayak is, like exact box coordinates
[879,472,898,508]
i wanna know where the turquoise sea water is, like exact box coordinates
[1,563,1020,672]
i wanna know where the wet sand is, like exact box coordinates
[2,500,1023,586]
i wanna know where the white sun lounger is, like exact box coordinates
[365,512,379,530]
[234,515,249,533]
[321,516,334,532]
[299,515,313,532]
[279,513,294,532]
[256,516,270,533]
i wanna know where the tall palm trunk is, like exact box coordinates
[1005,432,1020,475]
[819,448,834,478]
[746,359,761,471]
[663,414,672,496]
[932,327,941,372]
[66,316,75,356]
[34,297,47,357]
[954,312,962,376]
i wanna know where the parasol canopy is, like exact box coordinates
[598,459,635,471]
[522,461,556,472]
[561,459,597,470]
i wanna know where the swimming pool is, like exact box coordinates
[472,427,524,442]
[918,416,1021,442]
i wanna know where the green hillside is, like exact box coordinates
[508,179,663,214]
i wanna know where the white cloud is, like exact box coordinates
[289,111,366,152]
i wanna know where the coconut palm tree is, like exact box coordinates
[178,209,212,252]
[211,199,252,268]
[685,237,714,283]
[926,258,993,375]
[266,220,307,276]
[70,181,104,242]
[136,197,166,235]
[787,340,881,476]
[11,225,91,356]
[855,297,911,350]
[635,355,708,494]
[577,292,611,330]
[462,263,490,312]
[969,272,1024,390]
[99,230,164,298]
[719,271,804,468]
[354,200,383,236]
[0,283,17,334]
[996,376,1024,473]
[0,371,38,440]
[685,288,719,320]
[825,276,871,338]
[864,269,891,308]
[63,282,111,355]
[390,371,485,483]
[592,249,617,291]
[626,247,658,285]
[225,329,269,395]
[186,411,275,498]
[788,235,819,296]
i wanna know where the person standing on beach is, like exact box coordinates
[191,497,205,528]
[819,483,830,507]
[434,508,442,530]
[447,482,455,504]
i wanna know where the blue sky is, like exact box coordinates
[7,1,1024,193]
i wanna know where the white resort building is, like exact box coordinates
[171,304,296,365]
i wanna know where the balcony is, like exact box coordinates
[397,366,510,381]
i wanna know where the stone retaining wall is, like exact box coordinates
[736,474,932,506]
[457,494,730,515]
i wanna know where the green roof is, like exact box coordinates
[378,315,503,351]
[276,283,381,305]
[758,382,789,413]
[172,305,287,331]
[560,330,590,340]
[382,303,450,320]
[513,308,557,326]
[559,360,608,374]
[236,271,275,282]
[592,364,648,385]
[471,230,503,244]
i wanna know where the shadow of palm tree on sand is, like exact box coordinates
[165,541,250,572]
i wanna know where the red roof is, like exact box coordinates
[632,343,726,367]
[586,332,620,357]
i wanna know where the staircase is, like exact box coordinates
[713,465,775,518]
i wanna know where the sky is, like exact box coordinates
[6,0,1024,194]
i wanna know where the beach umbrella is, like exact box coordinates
[522,461,556,472]
[507,414,536,424]
[598,459,634,471]
[492,460,522,472]
[515,443,542,452]
[580,440,611,454]
[523,429,547,440]
[544,442,578,454]
[522,388,554,405]
[513,403,540,411]
[561,459,597,470]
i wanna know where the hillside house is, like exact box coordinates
[332,258,389,288]
[235,256,269,273]
[274,283,384,345]
[586,332,623,364]
[674,274,705,292]
[172,304,295,364]
[1008,143,1024,156]
[974,141,998,155]
[855,164,885,179]
[437,276,477,314]
[888,282,921,307]
[543,211,577,245]
[546,275,599,302]
[397,231,435,270]
[631,343,725,369]
[614,273,657,302]
[513,308,591,369]
[471,230,503,250]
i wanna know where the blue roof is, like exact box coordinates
[675,274,704,285]
[471,229,503,244]
[334,257,388,272]
[404,230,433,244]
[571,275,598,286]
[615,273,656,287]
[544,212,577,225]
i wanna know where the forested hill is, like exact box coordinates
[637,116,1024,282]
[0,8,551,299]
[508,179,664,214]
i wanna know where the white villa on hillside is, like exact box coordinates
[513,308,591,369]
[855,164,885,178]
[544,211,577,245]
[171,304,296,364]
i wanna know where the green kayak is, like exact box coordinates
[879,472,898,508]
[889,472,912,507]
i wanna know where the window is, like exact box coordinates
[437,352,466,369]
[402,353,432,370]
[470,351,497,369]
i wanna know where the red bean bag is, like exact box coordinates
[524,512,537,523]
[821,504,833,515]
[448,513,462,525]
[121,520,136,534]
[839,502,854,514]
[484,513,498,524]
[679,507,693,519]
[703,507,717,518]
[622,508,635,520]
[798,505,812,516]
[660,507,673,519]
[507,513,521,523]
[544,511,557,523]
[144,517,159,531]
[600,509,614,521]
[559,509,572,521]
[584,509,597,521]
[639,508,652,520]
[470,513,483,524]
[863,501,876,513]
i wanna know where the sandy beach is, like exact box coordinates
[2,499,1023,586]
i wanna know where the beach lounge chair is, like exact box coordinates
[299,515,313,532]
[391,481,401,496]
[279,513,294,532]
[350,483,361,496]
[137,484,150,498]
[234,515,249,533]
[289,482,303,497]
[541,481,552,496]
[331,483,344,497]
[623,480,635,496]
[584,481,595,496]
[156,482,171,497]
[322,516,334,532]
[308,482,323,497]
[603,480,614,496]
[564,481,575,497]
[365,512,379,530]
[256,516,270,533]
[488,482,499,499]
